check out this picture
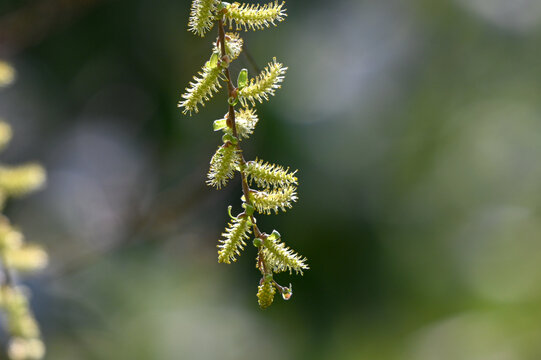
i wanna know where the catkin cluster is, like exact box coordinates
[180,1,308,308]
[0,61,47,360]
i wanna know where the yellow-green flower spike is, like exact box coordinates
[213,33,244,61]
[179,55,224,115]
[233,108,258,139]
[218,215,252,263]
[245,159,297,188]
[207,143,241,189]
[225,1,286,31]
[257,278,276,309]
[188,0,220,36]
[214,108,259,140]
[249,185,297,214]
[238,58,287,106]
[0,164,46,197]
[263,232,308,274]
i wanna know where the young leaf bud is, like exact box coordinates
[222,133,238,145]
[213,118,228,131]
[242,203,255,216]
[268,230,281,241]
[209,52,219,68]
[237,68,248,89]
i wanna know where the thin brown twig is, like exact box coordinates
[217,15,266,272]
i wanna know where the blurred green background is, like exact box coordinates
[2,0,541,358]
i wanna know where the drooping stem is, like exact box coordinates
[217,14,265,265]
[217,17,236,133]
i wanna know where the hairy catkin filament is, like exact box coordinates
[263,235,308,274]
[188,0,219,36]
[207,143,241,189]
[238,58,287,106]
[213,33,244,61]
[218,215,252,263]
[245,159,297,188]
[249,185,297,214]
[179,60,223,115]
[225,1,286,31]
[257,278,276,309]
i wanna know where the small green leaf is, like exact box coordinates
[209,53,219,68]
[237,68,248,89]
[213,119,227,131]
[222,133,238,145]
[253,238,263,247]
[268,230,281,241]
[217,1,229,12]
[243,203,255,216]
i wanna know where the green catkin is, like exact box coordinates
[238,58,287,106]
[245,159,297,188]
[179,59,224,115]
[218,215,252,263]
[182,0,307,308]
[213,32,244,61]
[249,185,297,214]
[213,108,259,140]
[188,0,220,36]
[263,232,308,274]
[225,1,287,31]
[257,278,276,309]
[207,143,241,189]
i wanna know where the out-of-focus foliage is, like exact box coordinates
[1,0,541,358]
[0,67,47,359]
[0,61,16,88]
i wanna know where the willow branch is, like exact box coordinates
[217,16,263,241]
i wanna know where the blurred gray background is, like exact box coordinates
[1,0,541,358]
